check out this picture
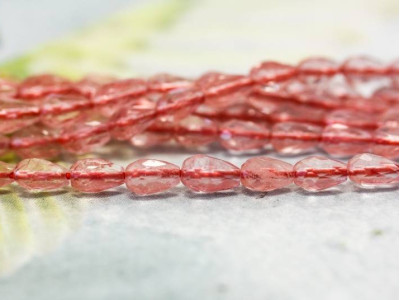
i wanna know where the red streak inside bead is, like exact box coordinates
[181,169,241,178]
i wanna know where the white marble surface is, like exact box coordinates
[0,0,398,299]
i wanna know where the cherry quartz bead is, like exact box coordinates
[0,162,14,188]
[249,61,296,83]
[17,74,71,99]
[130,131,172,148]
[147,73,192,92]
[0,97,40,134]
[294,156,347,191]
[271,122,322,154]
[321,124,372,157]
[371,123,399,159]
[70,159,125,193]
[181,155,240,192]
[125,159,180,195]
[11,125,61,159]
[219,120,270,151]
[109,98,156,141]
[174,115,218,148]
[13,158,68,190]
[241,157,293,191]
[348,153,399,188]
[297,57,339,76]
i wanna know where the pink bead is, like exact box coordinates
[348,153,399,188]
[0,135,10,156]
[249,61,296,83]
[73,75,115,98]
[181,154,240,192]
[247,94,279,115]
[17,74,71,99]
[196,72,251,98]
[321,124,372,157]
[70,159,125,193]
[0,162,14,187]
[297,57,339,75]
[125,159,180,195]
[109,98,156,140]
[270,102,325,124]
[61,119,110,154]
[241,157,293,191]
[156,88,204,122]
[294,156,347,191]
[147,73,192,92]
[14,158,68,190]
[11,125,61,159]
[372,124,399,159]
[342,56,387,74]
[0,97,40,134]
[271,122,322,154]
[325,109,376,129]
[40,93,89,128]
[219,120,270,151]
[130,131,171,148]
[175,116,217,147]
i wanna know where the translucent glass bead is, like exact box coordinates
[348,153,399,188]
[0,97,40,134]
[175,116,217,148]
[147,73,192,92]
[40,93,90,128]
[109,98,156,141]
[61,119,110,154]
[181,154,240,192]
[0,162,14,188]
[125,159,180,195]
[325,109,376,129]
[249,61,296,83]
[297,57,339,75]
[219,120,270,151]
[14,158,68,190]
[241,157,293,191]
[321,124,372,157]
[294,156,347,191]
[73,75,115,99]
[70,159,125,193]
[271,122,322,154]
[17,74,71,99]
[11,125,61,159]
[130,131,171,148]
[372,124,399,159]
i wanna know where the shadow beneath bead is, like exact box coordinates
[350,185,399,194]
[128,192,180,201]
[0,189,13,196]
[183,189,239,200]
[17,189,69,199]
[241,187,293,198]
[295,188,343,197]
[71,190,123,199]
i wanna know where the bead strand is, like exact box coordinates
[0,153,398,194]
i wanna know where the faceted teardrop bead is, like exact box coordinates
[130,131,171,148]
[125,159,180,195]
[219,120,270,151]
[14,158,68,190]
[270,102,325,124]
[294,156,347,191]
[70,159,125,193]
[247,94,279,115]
[371,124,399,159]
[0,135,9,156]
[297,57,339,75]
[249,61,296,83]
[325,109,376,129]
[271,122,322,154]
[11,125,61,159]
[156,88,204,123]
[241,157,293,191]
[93,79,148,117]
[175,116,217,147]
[0,97,40,134]
[0,162,14,188]
[181,155,240,192]
[17,74,71,99]
[205,87,251,110]
[348,153,399,188]
[147,73,192,92]
[73,75,115,99]
[109,98,156,141]
[321,124,372,157]
[195,72,251,98]
[40,93,90,128]
[61,118,110,154]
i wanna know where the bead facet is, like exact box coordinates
[125,159,180,195]
[181,154,240,192]
[294,156,347,191]
[241,157,293,191]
